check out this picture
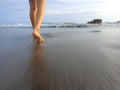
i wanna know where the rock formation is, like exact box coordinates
[87,19,102,24]
[117,21,120,23]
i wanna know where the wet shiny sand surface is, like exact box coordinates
[0,27,120,90]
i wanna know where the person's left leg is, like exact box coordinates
[29,0,37,29]
[29,0,40,43]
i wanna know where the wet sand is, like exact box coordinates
[0,27,120,90]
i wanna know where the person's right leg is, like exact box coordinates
[34,0,46,42]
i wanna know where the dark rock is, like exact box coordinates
[117,21,120,23]
[87,19,102,24]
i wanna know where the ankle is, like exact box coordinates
[34,27,40,32]
[33,30,39,33]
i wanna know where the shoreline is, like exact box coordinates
[0,26,120,90]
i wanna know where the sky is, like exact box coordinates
[0,0,120,24]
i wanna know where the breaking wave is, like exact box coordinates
[0,22,120,28]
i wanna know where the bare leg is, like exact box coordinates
[29,0,39,43]
[29,0,37,29]
[29,0,46,43]
[35,0,46,42]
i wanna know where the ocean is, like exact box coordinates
[0,22,120,29]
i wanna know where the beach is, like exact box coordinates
[0,25,120,90]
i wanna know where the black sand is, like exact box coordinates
[0,27,120,90]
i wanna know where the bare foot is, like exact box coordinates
[32,31,45,43]
[39,35,45,42]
